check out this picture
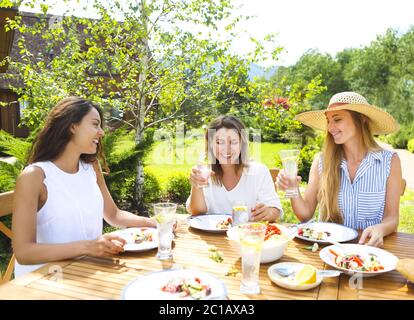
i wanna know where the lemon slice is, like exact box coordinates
[233,206,248,212]
[240,235,262,251]
[294,264,317,284]
[155,213,174,224]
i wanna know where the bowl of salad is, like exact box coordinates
[226,222,293,263]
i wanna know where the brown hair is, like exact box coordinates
[28,96,109,172]
[205,115,249,185]
[318,110,381,223]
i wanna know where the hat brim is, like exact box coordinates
[295,103,400,135]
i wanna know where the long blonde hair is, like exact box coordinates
[318,111,382,223]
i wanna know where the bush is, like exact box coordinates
[408,138,414,153]
[143,169,162,204]
[298,144,320,183]
[103,126,155,210]
[0,215,12,277]
[386,125,414,149]
[164,172,191,203]
[273,138,321,183]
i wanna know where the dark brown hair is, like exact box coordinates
[205,115,249,185]
[28,96,108,171]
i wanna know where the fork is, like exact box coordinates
[274,267,341,278]
[287,218,315,238]
[329,240,378,258]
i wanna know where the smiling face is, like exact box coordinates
[211,128,242,165]
[326,110,359,145]
[71,107,104,154]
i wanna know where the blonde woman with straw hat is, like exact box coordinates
[276,92,402,247]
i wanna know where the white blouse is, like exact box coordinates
[187,161,283,217]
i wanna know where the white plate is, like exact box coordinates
[267,262,323,291]
[111,227,158,252]
[188,214,232,233]
[122,269,227,300]
[295,222,358,243]
[319,244,399,277]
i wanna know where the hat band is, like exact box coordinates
[327,102,349,109]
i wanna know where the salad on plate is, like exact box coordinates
[216,217,232,230]
[329,249,384,272]
[161,277,212,299]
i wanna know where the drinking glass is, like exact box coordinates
[153,203,177,260]
[279,149,300,198]
[196,153,210,188]
[232,202,250,226]
[238,223,266,294]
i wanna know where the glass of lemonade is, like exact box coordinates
[153,203,177,260]
[232,202,250,226]
[238,223,266,294]
[279,149,300,198]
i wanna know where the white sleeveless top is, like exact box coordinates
[14,161,104,277]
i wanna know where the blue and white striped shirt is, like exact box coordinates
[319,150,395,230]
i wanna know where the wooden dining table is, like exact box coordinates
[1,216,413,300]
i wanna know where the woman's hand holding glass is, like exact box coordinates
[87,233,126,257]
[189,166,213,189]
[275,169,302,194]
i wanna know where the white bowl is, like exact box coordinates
[226,223,293,264]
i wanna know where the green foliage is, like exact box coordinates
[0,161,20,192]
[102,127,139,208]
[0,130,31,164]
[399,190,414,234]
[408,139,414,153]
[271,135,322,183]
[253,72,326,143]
[164,172,191,203]
[385,124,414,149]
[0,215,12,277]
[143,168,162,205]
[273,50,349,109]
[0,130,31,192]
[102,126,157,208]
[298,144,320,183]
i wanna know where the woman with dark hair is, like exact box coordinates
[276,92,402,247]
[186,115,283,222]
[12,96,155,277]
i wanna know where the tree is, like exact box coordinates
[2,0,281,209]
[270,50,349,110]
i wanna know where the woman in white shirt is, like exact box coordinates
[186,115,283,221]
[12,96,155,277]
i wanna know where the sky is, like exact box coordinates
[232,0,414,66]
[19,0,414,67]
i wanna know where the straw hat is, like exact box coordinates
[295,92,399,135]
